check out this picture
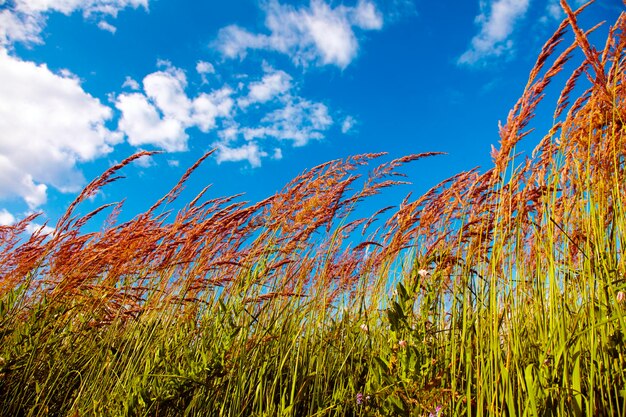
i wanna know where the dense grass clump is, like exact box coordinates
[2,1,626,415]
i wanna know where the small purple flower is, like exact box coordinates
[428,405,443,417]
[356,393,364,405]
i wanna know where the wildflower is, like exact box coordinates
[418,269,429,278]
[428,404,443,417]
[360,323,369,333]
[617,291,626,304]
[356,393,364,405]
[398,340,407,348]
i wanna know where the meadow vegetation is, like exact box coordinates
[1,1,626,415]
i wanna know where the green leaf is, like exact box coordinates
[571,351,584,417]
[387,394,405,415]
[397,282,409,304]
[374,356,390,375]
[525,364,539,417]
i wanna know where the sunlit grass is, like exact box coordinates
[1,1,626,416]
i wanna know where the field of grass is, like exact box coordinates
[2,2,626,416]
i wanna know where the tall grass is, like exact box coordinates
[1,1,626,415]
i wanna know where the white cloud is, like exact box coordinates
[0,0,347,206]
[458,0,530,66]
[206,67,334,167]
[196,60,215,84]
[241,97,332,146]
[271,148,283,160]
[143,65,192,122]
[0,208,54,235]
[192,88,234,132]
[97,20,117,33]
[238,68,292,108]
[215,0,383,69]
[196,60,215,75]
[215,142,267,168]
[122,76,140,90]
[0,155,47,208]
[0,9,43,45]
[546,0,562,20]
[0,209,16,226]
[303,2,358,67]
[542,0,585,22]
[0,50,120,209]
[115,92,189,152]
[341,115,356,134]
[115,63,234,152]
[218,122,240,141]
[134,152,155,167]
[1,0,149,46]
[351,0,384,30]
[117,61,331,166]
[13,0,148,15]
[216,25,269,59]
[25,221,55,235]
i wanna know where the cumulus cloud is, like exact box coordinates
[265,98,332,145]
[115,63,234,152]
[116,92,187,152]
[215,0,383,69]
[0,0,351,207]
[458,0,530,66]
[203,65,335,168]
[25,221,55,235]
[0,0,149,46]
[143,64,193,122]
[0,8,43,45]
[196,61,215,75]
[196,60,215,84]
[240,98,332,147]
[0,50,120,209]
[0,209,16,226]
[215,142,267,168]
[0,208,54,235]
[350,0,384,29]
[238,68,292,108]
[117,61,335,168]
[0,155,47,208]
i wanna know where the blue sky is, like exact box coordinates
[0,0,622,232]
